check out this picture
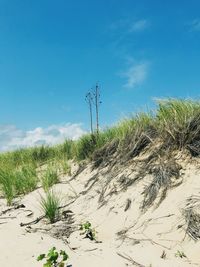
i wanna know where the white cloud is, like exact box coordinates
[122,62,149,88]
[129,19,149,32]
[110,18,149,34]
[189,19,200,31]
[0,123,86,152]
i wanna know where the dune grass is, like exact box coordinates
[0,168,15,205]
[14,164,38,195]
[40,190,61,223]
[41,164,59,192]
[2,99,200,167]
[157,99,200,148]
[0,98,200,205]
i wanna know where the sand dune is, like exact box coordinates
[1,157,200,267]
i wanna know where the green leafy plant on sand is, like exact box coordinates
[37,247,69,267]
[80,221,96,241]
[40,191,61,223]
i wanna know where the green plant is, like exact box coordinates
[40,191,61,223]
[0,168,14,206]
[175,250,186,258]
[157,99,200,149]
[75,134,97,161]
[37,247,69,267]
[41,166,59,192]
[14,164,38,195]
[80,221,96,241]
[60,160,71,175]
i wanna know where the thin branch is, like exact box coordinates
[117,252,146,267]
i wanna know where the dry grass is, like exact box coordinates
[183,196,200,240]
[142,159,181,210]
[0,98,200,207]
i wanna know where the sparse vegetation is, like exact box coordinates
[37,247,69,267]
[14,164,38,195]
[0,99,200,207]
[59,160,71,175]
[41,165,59,192]
[142,159,181,210]
[183,195,200,240]
[80,221,96,241]
[175,250,186,258]
[40,191,61,223]
[0,168,15,205]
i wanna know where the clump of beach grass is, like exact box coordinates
[157,99,200,149]
[0,168,15,206]
[14,164,38,195]
[60,159,71,175]
[40,190,61,223]
[41,165,59,192]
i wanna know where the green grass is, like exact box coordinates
[59,159,71,175]
[0,168,15,205]
[157,99,200,148]
[14,164,38,195]
[41,165,59,192]
[40,190,61,223]
[0,98,200,206]
[0,99,199,164]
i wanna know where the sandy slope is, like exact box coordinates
[1,159,200,267]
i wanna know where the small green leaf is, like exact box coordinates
[60,250,69,261]
[49,251,58,262]
[37,254,46,261]
[63,253,69,261]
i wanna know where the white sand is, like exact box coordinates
[1,159,200,266]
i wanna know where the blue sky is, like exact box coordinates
[0,0,200,150]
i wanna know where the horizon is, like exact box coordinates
[1,0,200,151]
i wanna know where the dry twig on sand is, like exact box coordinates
[117,252,146,267]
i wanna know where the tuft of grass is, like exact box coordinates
[40,190,61,223]
[41,165,59,192]
[0,168,15,206]
[75,134,97,161]
[60,160,71,175]
[157,99,200,149]
[14,164,38,195]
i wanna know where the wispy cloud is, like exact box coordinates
[110,18,149,34]
[121,62,149,88]
[129,19,149,32]
[189,19,200,31]
[0,123,86,152]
